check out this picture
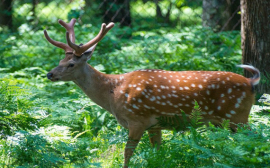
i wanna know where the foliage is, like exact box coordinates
[0,78,38,139]
[130,116,270,168]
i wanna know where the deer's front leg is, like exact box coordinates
[124,126,145,168]
[148,129,162,149]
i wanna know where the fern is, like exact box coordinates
[190,101,204,128]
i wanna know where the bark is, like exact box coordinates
[0,0,13,29]
[202,0,240,31]
[155,0,172,24]
[241,0,270,94]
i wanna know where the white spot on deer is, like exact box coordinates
[120,76,124,80]
[184,86,189,90]
[138,99,142,103]
[150,76,154,78]
[208,111,213,115]
[178,103,183,106]
[228,88,232,94]
[167,100,173,105]
[179,87,183,90]
[136,87,141,91]
[222,100,225,103]
[235,103,239,108]
[161,102,166,105]
[199,101,203,105]
[156,101,160,104]
[154,84,157,87]
[150,96,156,101]
[198,84,203,89]
[157,89,161,92]
[217,78,220,81]
[203,79,207,82]
[191,84,196,87]
[211,99,215,103]
[120,90,124,94]
[128,109,134,113]
[128,84,132,87]
[217,106,221,110]
[242,92,246,97]
[167,94,172,97]
[194,93,198,96]
[164,77,167,79]
[220,94,224,97]
[226,113,232,118]
[176,79,180,82]
[132,104,139,109]
[162,95,166,99]
[158,75,162,78]
[156,96,161,100]
[160,85,165,89]
[206,90,210,95]
[222,81,226,84]
[144,105,151,109]
[205,106,209,110]
[237,98,242,103]
[185,104,190,107]
[230,110,236,114]
[125,93,129,98]
[174,105,178,108]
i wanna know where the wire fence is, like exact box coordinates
[0,0,241,71]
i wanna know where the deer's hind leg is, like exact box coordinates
[148,129,162,149]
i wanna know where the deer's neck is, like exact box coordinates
[73,64,117,112]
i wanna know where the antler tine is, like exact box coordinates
[58,19,76,43]
[66,22,115,56]
[44,30,73,52]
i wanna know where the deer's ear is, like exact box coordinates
[83,44,97,61]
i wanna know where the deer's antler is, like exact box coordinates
[44,19,77,53]
[66,22,114,56]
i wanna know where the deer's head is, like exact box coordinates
[44,19,114,81]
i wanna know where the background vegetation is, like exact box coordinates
[0,0,269,167]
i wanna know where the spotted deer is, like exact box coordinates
[44,19,260,167]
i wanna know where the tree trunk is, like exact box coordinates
[241,0,270,94]
[202,0,240,31]
[0,0,13,30]
[154,0,172,24]
[100,0,131,27]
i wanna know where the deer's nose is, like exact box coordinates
[47,73,53,79]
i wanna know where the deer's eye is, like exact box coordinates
[68,63,74,68]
